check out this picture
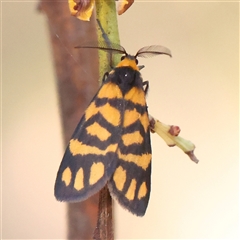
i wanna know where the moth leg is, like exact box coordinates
[138,65,145,71]
[143,81,149,95]
[102,72,109,82]
[109,56,115,70]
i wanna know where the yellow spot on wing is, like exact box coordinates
[123,108,149,132]
[98,83,123,99]
[118,150,151,170]
[125,87,146,106]
[74,168,84,191]
[138,182,147,199]
[85,102,99,121]
[85,101,121,127]
[69,139,118,156]
[123,108,140,128]
[140,112,149,133]
[99,103,121,126]
[86,122,111,141]
[89,162,104,185]
[113,166,126,191]
[122,131,143,146]
[62,167,72,186]
[125,179,137,201]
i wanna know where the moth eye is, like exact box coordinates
[124,73,128,77]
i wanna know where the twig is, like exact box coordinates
[93,185,113,240]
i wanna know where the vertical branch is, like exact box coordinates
[39,1,99,239]
[96,0,121,77]
[93,1,120,239]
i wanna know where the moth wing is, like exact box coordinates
[108,86,152,216]
[54,81,124,202]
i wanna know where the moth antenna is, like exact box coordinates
[75,42,127,55]
[135,45,172,58]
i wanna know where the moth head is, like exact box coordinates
[116,55,139,71]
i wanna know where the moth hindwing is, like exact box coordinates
[54,54,152,216]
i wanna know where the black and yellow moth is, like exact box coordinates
[54,44,171,216]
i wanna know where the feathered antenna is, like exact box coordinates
[75,43,172,59]
[135,45,172,58]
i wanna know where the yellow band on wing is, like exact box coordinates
[117,150,151,170]
[69,139,118,156]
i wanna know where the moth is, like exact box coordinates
[54,44,171,216]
